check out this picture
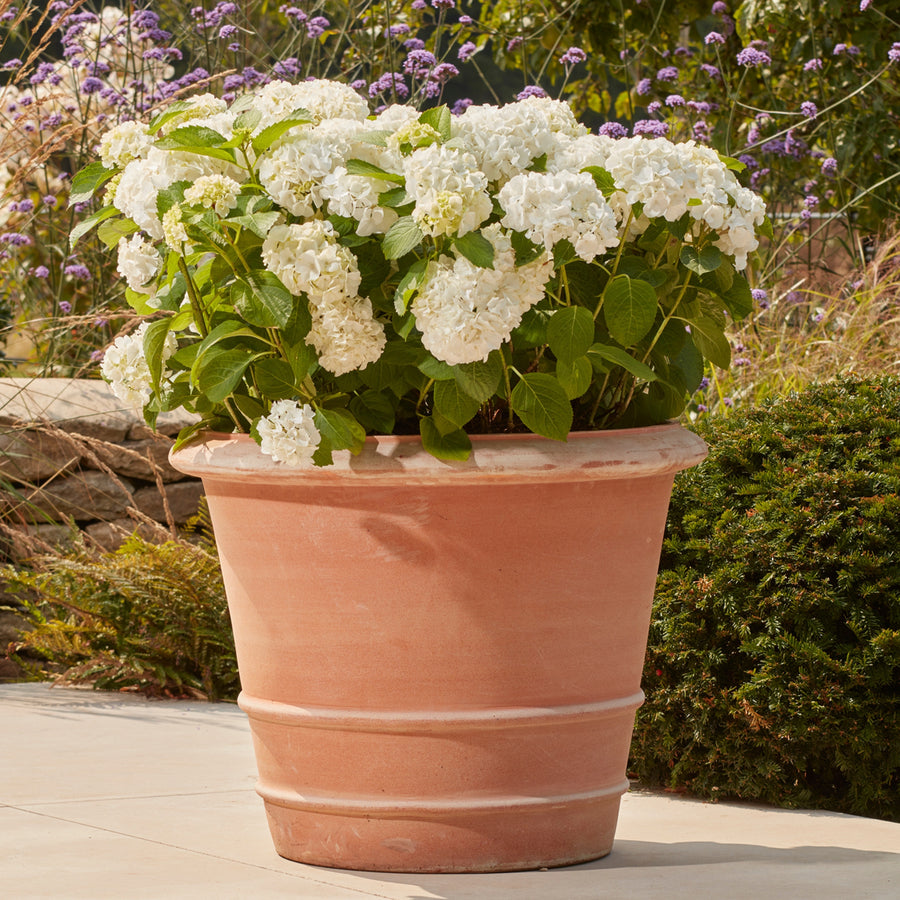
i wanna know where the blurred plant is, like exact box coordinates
[4,527,238,700]
[485,0,900,284]
[690,225,900,415]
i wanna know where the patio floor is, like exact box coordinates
[2,682,898,899]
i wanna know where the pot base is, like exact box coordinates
[263,796,621,873]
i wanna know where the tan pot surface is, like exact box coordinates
[171,425,707,872]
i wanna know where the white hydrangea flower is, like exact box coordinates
[162,206,190,251]
[453,97,587,185]
[404,144,492,237]
[100,322,177,407]
[499,170,619,262]
[261,220,361,301]
[412,225,553,365]
[116,234,161,294]
[99,121,152,169]
[306,292,386,376]
[257,399,321,466]
[320,166,399,236]
[158,93,228,135]
[256,118,373,216]
[114,156,165,239]
[375,104,420,132]
[603,136,766,269]
[184,174,241,215]
[385,120,441,152]
[252,78,369,131]
[547,133,620,174]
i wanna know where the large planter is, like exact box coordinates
[170,424,706,873]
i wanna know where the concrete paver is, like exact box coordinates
[2,683,898,899]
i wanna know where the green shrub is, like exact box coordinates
[3,533,238,701]
[631,376,900,821]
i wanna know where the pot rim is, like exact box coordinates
[169,423,707,486]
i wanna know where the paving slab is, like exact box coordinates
[2,683,898,899]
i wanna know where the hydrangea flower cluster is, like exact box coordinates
[84,78,767,466]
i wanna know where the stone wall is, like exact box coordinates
[0,378,204,558]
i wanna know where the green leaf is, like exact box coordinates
[379,186,413,208]
[419,416,472,461]
[195,348,255,402]
[723,273,754,320]
[718,153,746,173]
[587,343,658,382]
[232,393,265,423]
[233,271,294,328]
[383,216,424,260]
[250,110,313,153]
[680,245,723,276]
[453,353,503,403]
[552,239,578,267]
[142,319,173,395]
[510,230,544,267]
[418,355,456,380]
[284,340,316,381]
[344,158,405,183]
[419,105,452,141]
[348,390,395,434]
[434,380,481,430]
[68,162,115,207]
[603,274,659,347]
[556,356,593,399]
[96,217,140,249]
[453,230,495,269]
[581,165,617,198]
[228,210,281,239]
[70,205,121,244]
[157,125,226,147]
[148,100,193,134]
[689,316,732,370]
[314,407,366,454]
[254,357,297,400]
[510,373,573,441]
[547,305,595,362]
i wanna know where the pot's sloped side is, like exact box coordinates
[171,426,706,873]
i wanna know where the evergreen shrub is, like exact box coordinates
[631,376,900,821]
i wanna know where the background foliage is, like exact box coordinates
[632,376,900,821]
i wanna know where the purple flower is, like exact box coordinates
[459,15,473,24]
[368,72,409,99]
[30,62,57,85]
[517,85,548,100]
[647,100,662,115]
[431,62,459,83]
[507,37,523,52]
[431,0,455,8]
[90,349,104,363]
[388,24,410,36]
[31,265,50,278]
[273,58,301,79]
[700,63,721,79]
[80,76,104,94]
[712,2,728,14]
[404,38,426,51]
[219,24,238,38]
[560,47,586,67]
[803,57,823,72]
[43,195,57,206]
[804,195,820,209]
[699,376,711,390]
[350,79,367,91]
[665,94,685,107]
[223,73,244,91]
[403,49,436,78]
[13,199,35,213]
[751,288,769,307]
[64,264,91,280]
[890,43,900,63]
[2,58,22,70]
[656,65,678,82]
[633,119,669,137]
[636,77,652,95]
[412,0,426,7]
[458,41,477,61]
[598,122,627,138]
[736,47,771,67]
[705,31,726,45]
[59,300,72,313]
[0,232,32,246]
[860,0,872,9]
[801,101,818,119]
[821,156,838,175]
[451,98,473,115]
[833,43,860,56]
[307,16,329,38]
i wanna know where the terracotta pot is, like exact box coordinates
[170,424,706,873]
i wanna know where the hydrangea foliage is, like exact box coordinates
[77,79,768,466]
